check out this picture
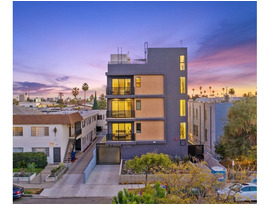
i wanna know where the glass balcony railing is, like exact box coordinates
[106,87,134,95]
[107,110,135,118]
[107,133,135,141]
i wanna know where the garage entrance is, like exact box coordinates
[96,143,121,164]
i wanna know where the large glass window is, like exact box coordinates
[112,78,131,95]
[13,127,23,136]
[180,100,186,116]
[31,127,49,136]
[180,123,186,139]
[180,55,185,70]
[111,99,132,118]
[136,77,141,87]
[112,123,132,141]
[180,77,186,93]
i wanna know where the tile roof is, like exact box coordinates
[13,112,83,125]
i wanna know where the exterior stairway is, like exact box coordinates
[64,139,75,163]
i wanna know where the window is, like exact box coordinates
[180,77,186,93]
[180,55,185,70]
[180,100,186,116]
[180,123,186,139]
[250,186,257,191]
[136,100,141,110]
[13,147,23,152]
[241,187,250,192]
[31,127,49,136]
[13,127,23,136]
[136,123,141,133]
[98,115,103,120]
[32,147,49,156]
[205,129,208,141]
[136,77,141,87]
[194,125,198,136]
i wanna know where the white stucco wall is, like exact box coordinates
[13,124,69,164]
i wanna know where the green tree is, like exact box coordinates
[125,153,172,185]
[72,87,79,101]
[92,91,99,110]
[13,98,19,105]
[98,93,107,110]
[82,83,89,108]
[215,96,257,160]
[90,94,94,103]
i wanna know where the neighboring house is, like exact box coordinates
[188,97,242,158]
[97,110,107,131]
[13,108,102,164]
[105,47,188,160]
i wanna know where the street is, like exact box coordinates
[13,197,112,204]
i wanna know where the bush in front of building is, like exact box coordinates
[13,152,48,169]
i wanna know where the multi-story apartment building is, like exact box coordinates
[105,47,188,159]
[13,107,104,163]
[188,97,242,158]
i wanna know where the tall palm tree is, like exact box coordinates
[72,87,79,104]
[192,88,195,97]
[199,86,202,96]
[228,88,235,97]
[222,87,225,95]
[203,90,206,97]
[82,83,89,109]
[209,86,212,97]
[212,90,215,97]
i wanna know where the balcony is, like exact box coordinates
[107,110,135,118]
[106,87,134,95]
[107,133,135,141]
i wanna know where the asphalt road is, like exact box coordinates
[13,197,113,204]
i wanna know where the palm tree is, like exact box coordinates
[192,88,195,97]
[222,87,225,95]
[199,86,202,97]
[72,87,79,104]
[209,86,212,97]
[228,88,235,97]
[82,83,89,109]
[212,90,215,97]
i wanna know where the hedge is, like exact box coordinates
[13,152,48,168]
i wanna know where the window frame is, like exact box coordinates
[13,127,23,136]
[135,77,141,88]
[136,123,141,133]
[31,127,49,137]
[136,100,141,110]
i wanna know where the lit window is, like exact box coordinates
[180,100,186,116]
[136,123,141,133]
[180,77,186,93]
[180,123,186,139]
[136,100,141,110]
[136,77,141,87]
[13,127,23,136]
[180,55,185,70]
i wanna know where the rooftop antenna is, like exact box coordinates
[144,42,148,61]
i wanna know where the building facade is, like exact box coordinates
[105,47,188,159]
[188,97,241,157]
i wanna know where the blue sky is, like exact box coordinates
[13,1,257,98]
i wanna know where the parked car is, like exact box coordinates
[217,183,257,202]
[13,184,24,199]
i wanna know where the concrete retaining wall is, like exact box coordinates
[83,148,97,183]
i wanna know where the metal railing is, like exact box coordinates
[106,87,134,95]
[107,110,135,118]
[107,133,135,141]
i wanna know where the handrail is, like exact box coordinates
[106,87,134,95]
[107,110,135,118]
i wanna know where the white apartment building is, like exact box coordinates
[13,108,105,164]
[188,97,242,158]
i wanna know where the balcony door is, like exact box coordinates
[112,123,132,141]
[112,78,131,95]
[112,100,132,118]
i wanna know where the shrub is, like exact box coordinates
[13,152,47,168]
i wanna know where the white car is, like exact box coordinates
[217,183,257,202]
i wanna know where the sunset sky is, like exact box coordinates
[13,1,257,99]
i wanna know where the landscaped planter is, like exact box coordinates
[45,164,68,182]
[13,172,36,182]
[119,159,192,184]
